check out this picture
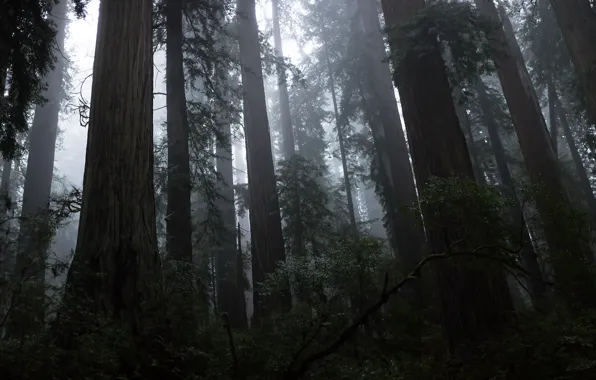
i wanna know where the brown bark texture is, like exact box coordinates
[381,0,514,360]
[237,0,289,321]
[64,0,160,328]
[354,0,427,275]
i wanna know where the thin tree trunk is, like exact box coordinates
[215,72,247,329]
[0,160,13,274]
[321,26,357,231]
[236,222,248,326]
[547,75,558,156]
[0,160,12,217]
[166,0,193,262]
[475,78,548,310]
[381,0,514,361]
[549,0,596,123]
[62,0,160,332]
[271,0,295,159]
[236,0,289,321]
[476,0,594,310]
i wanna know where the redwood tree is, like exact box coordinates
[549,0,596,123]
[9,0,69,336]
[381,0,514,360]
[355,0,427,277]
[236,0,289,321]
[475,0,595,309]
[272,0,295,159]
[165,0,193,262]
[63,0,160,328]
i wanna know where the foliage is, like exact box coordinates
[393,0,499,91]
[277,155,334,257]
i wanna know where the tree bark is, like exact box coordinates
[63,0,160,330]
[476,0,595,309]
[547,75,558,156]
[165,0,193,262]
[497,4,544,121]
[272,0,295,159]
[475,78,548,309]
[381,0,514,361]
[355,0,426,273]
[0,160,12,274]
[549,0,596,123]
[236,0,289,321]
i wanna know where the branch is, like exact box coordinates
[283,244,514,380]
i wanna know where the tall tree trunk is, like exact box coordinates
[454,84,485,184]
[166,0,193,262]
[556,96,596,223]
[497,4,544,119]
[215,73,248,329]
[475,78,548,310]
[0,160,13,273]
[0,160,12,218]
[381,0,514,361]
[236,0,289,321]
[271,0,295,159]
[7,0,69,337]
[62,0,160,332]
[355,0,427,275]
[476,0,595,309]
[321,26,357,231]
[548,76,558,155]
[549,0,596,123]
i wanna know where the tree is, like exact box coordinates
[272,0,295,159]
[353,0,427,278]
[62,0,160,330]
[9,0,69,336]
[215,69,248,328]
[474,77,548,309]
[236,0,289,321]
[475,0,596,309]
[381,0,514,360]
[556,97,596,225]
[165,0,193,262]
[548,0,596,124]
[321,21,358,231]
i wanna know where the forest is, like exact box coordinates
[1,0,596,378]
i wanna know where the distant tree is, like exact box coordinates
[8,0,70,338]
[236,0,289,321]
